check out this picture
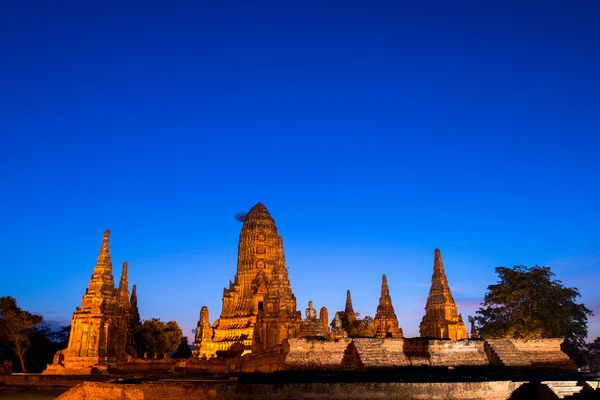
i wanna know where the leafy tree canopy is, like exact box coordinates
[474,265,592,351]
[347,316,376,338]
[134,318,182,358]
[0,296,43,372]
[337,311,376,338]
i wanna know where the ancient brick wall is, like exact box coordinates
[427,339,489,367]
[186,358,229,374]
[343,338,410,369]
[403,338,432,367]
[56,380,530,400]
[283,338,351,370]
[110,358,177,374]
[508,339,575,370]
[233,346,286,373]
[342,338,488,370]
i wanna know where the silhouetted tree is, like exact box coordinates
[134,318,182,358]
[23,323,71,372]
[171,336,192,359]
[234,211,248,222]
[0,296,43,372]
[583,337,600,372]
[474,265,592,360]
[50,325,70,348]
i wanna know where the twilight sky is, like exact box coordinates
[1,1,599,341]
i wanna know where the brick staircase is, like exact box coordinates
[542,381,584,398]
[342,339,410,369]
[485,339,530,367]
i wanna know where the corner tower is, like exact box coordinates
[419,249,467,340]
[373,274,403,338]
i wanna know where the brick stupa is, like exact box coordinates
[192,306,216,358]
[373,274,403,338]
[419,249,467,340]
[45,230,138,374]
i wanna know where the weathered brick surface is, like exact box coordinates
[186,358,229,374]
[56,380,530,400]
[485,339,575,370]
[343,338,488,369]
[233,346,285,373]
[110,358,177,374]
[283,338,351,370]
[343,339,410,369]
[509,339,575,370]
[42,338,576,376]
[427,339,489,367]
[229,338,573,372]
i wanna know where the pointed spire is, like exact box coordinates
[419,248,467,340]
[131,284,137,302]
[130,284,140,327]
[376,274,395,312]
[381,274,390,299]
[426,248,454,307]
[434,248,445,273]
[345,290,354,315]
[118,261,130,303]
[374,274,403,338]
[119,261,128,286]
[97,229,111,265]
[87,229,115,296]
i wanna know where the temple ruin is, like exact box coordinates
[45,230,138,374]
[41,206,576,378]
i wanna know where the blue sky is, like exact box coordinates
[1,0,599,341]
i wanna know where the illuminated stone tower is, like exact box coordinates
[192,306,216,358]
[45,230,136,373]
[419,249,467,340]
[252,245,302,352]
[205,203,297,355]
[373,274,403,338]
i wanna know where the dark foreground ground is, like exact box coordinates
[0,390,65,399]
[1,369,599,400]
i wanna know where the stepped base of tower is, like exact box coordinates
[43,353,123,375]
[420,319,468,341]
[375,327,403,339]
[203,316,257,357]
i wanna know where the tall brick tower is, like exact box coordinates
[195,203,299,356]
